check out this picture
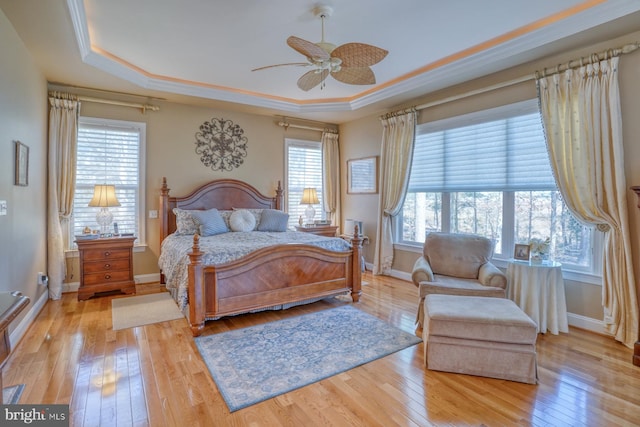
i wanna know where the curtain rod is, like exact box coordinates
[413,40,639,112]
[48,91,160,113]
[77,96,160,113]
[536,41,639,78]
[277,121,338,134]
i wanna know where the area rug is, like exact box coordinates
[3,384,25,404]
[195,305,422,412]
[112,292,183,330]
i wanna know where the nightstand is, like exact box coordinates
[295,224,339,237]
[76,236,136,300]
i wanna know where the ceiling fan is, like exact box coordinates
[252,5,388,91]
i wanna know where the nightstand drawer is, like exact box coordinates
[83,270,132,286]
[82,258,130,274]
[82,248,130,261]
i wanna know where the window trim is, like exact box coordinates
[68,116,147,252]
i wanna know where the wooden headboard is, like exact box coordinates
[159,177,283,243]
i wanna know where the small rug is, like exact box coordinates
[112,293,183,330]
[3,384,25,404]
[195,305,421,412]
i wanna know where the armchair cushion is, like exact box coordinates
[423,232,494,279]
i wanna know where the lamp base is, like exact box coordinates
[304,205,316,225]
[96,207,113,234]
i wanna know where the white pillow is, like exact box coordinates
[229,209,256,232]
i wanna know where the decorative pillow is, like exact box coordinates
[257,209,289,232]
[233,208,262,229]
[229,209,257,232]
[190,208,229,236]
[173,208,198,235]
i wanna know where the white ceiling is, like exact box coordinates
[2,0,640,123]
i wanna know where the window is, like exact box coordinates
[70,117,146,248]
[399,100,597,274]
[285,139,324,228]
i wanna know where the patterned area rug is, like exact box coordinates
[195,305,422,412]
[3,384,25,404]
[112,293,183,330]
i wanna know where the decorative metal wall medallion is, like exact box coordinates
[195,117,248,171]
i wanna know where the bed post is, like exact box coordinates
[188,234,206,337]
[350,225,363,302]
[160,177,170,243]
[275,181,284,210]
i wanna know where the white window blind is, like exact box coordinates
[409,101,555,192]
[285,139,324,228]
[71,117,145,246]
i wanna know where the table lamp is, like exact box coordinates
[300,187,319,225]
[88,184,120,234]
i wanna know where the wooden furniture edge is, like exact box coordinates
[630,186,640,366]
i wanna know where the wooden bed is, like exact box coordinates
[159,177,363,336]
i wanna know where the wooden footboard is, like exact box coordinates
[187,234,362,336]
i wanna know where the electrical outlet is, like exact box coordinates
[0,200,7,216]
[38,272,48,286]
[149,210,158,219]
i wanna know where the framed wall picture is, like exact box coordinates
[347,156,378,194]
[514,244,530,261]
[14,140,29,186]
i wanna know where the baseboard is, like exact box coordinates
[567,312,610,336]
[134,273,162,284]
[9,290,48,347]
[385,267,607,336]
[63,273,161,293]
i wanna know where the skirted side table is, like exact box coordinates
[507,260,568,334]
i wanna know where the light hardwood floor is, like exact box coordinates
[4,273,640,426]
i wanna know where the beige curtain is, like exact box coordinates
[321,131,340,226]
[373,109,417,275]
[48,92,80,299]
[537,56,638,348]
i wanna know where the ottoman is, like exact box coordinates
[424,294,538,384]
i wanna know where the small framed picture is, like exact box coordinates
[514,244,530,261]
[14,140,29,187]
[347,156,378,194]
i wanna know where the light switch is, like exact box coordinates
[0,200,6,216]
[149,210,158,219]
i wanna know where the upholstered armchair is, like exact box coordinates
[412,232,507,328]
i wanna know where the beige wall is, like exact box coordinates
[340,30,640,323]
[0,9,48,330]
[63,99,322,280]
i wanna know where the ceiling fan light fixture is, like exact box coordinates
[253,4,388,91]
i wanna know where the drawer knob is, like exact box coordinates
[104,264,111,269]
[104,274,112,280]
[104,251,111,257]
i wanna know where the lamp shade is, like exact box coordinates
[300,187,319,205]
[88,184,121,207]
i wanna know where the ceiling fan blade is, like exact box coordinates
[297,69,329,91]
[251,62,310,72]
[331,67,376,85]
[331,43,388,68]
[287,36,330,61]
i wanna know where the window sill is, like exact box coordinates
[65,243,148,259]
[393,242,602,286]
